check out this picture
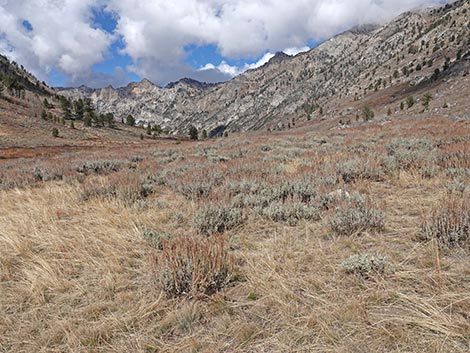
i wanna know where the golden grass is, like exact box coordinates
[1,120,470,352]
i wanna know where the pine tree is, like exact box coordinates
[422,93,433,110]
[362,106,375,121]
[152,124,162,135]
[104,113,115,128]
[83,112,92,127]
[189,125,198,140]
[406,96,415,108]
[60,96,72,119]
[126,115,135,126]
[73,99,85,120]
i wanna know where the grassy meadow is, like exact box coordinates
[1,117,469,352]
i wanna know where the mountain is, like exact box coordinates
[0,54,153,150]
[0,54,53,96]
[57,0,470,135]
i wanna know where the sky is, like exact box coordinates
[0,0,449,88]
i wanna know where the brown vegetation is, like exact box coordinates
[1,116,469,352]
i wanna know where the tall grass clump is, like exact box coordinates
[79,172,152,205]
[139,226,172,250]
[156,236,235,297]
[421,198,470,248]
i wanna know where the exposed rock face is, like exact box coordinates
[58,1,470,135]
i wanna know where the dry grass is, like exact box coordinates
[1,118,470,352]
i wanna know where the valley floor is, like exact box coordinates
[1,117,469,352]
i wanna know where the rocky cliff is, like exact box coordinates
[58,0,470,135]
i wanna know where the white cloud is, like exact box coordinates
[243,52,276,71]
[199,46,311,78]
[0,0,448,86]
[284,46,310,56]
[199,61,239,77]
[107,0,445,84]
[0,0,112,83]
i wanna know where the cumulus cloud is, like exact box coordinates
[198,46,311,78]
[107,0,445,84]
[0,0,112,83]
[0,0,447,86]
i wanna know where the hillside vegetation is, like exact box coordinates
[1,115,470,352]
[0,2,470,352]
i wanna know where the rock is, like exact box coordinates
[328,189,351,200]
[57,2,470,134]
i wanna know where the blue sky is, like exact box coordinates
[85,5,312,87]
[0,0,448,88]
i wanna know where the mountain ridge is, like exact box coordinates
[53,0,470,135]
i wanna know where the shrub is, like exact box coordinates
[341,253,394,278]
[263,180,317,204]
[189,125,198,140]
[362,106,375,121]
[177,170,224,200]
[79,172,152,204]
[156,236,234,297]
[194,203,244,235]
[76,160,125,175]
[386,138,436,171]
[446,177,466,195]
[336,158,384,183]
[207,154,231,163]
[420,198,470,248]
[130,156,144,163]
[330,196,385,235]
[153,149,184,164]
[228,180,265,196]
[79,180,116,201]
[406,96,415,108]
[126,115,135,126]
[52,128,59,137]
[139,226,171,250]
[254,201,320,226]
[422,93,433,110]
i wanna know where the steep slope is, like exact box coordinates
[0,55,163,150]
[0,55,53,96]
[58,0,470,135]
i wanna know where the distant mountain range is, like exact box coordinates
[7,0,470,136]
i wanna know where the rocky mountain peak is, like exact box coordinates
[166,77,215,90]
[57,1,470,135]
[130,79,156,90]
[266,51,291,66]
